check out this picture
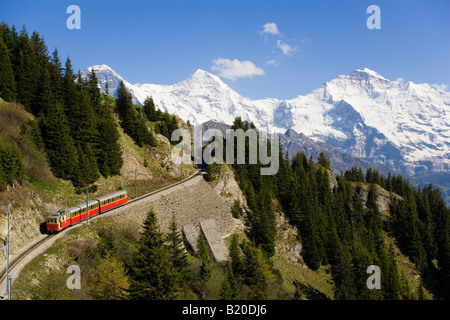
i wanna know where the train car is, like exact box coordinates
[46,190,128,233]
[46,209,71,233]
[95,190,128,214]
[69,200,100,225]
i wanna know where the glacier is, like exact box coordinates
[82,64,450,178]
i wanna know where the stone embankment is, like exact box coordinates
[109,171,244,261]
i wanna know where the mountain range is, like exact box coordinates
[82,64,450,200]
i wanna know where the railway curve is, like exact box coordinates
[0,170,202,299]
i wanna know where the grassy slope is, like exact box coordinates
[3,98,429,300]
[12,165,429,300]
[0,98,195,262]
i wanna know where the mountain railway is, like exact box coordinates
[0,170,202,297]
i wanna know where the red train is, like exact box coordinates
[46,190,128,233]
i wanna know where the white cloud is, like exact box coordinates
[277,40,297,56]
[211,58,265,80]
[266,59,279,66]
[261,22,279,35]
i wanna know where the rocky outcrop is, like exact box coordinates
[109,173,240,240]
[200,219,229,262]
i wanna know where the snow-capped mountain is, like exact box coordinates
[83,64,450,177]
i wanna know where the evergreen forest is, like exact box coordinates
[0,22,178,192]
[1,23,449,300]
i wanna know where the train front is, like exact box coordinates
[46,210,66,233]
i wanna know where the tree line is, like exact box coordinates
[343,165,450,298]
[216,118,449,299]
[0,23,179,191]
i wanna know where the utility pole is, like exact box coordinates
[135,168,137,198]
[179,149,183,181]
[2,205,25,300]
[8,275,18,300]
[5,204,10,300]
[86,187,89,225]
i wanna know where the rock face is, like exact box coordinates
[200,219,229,262]
[108,173,239,250]
[88,65,450,180]
[0,185,61,266]
[150,176,236,235]
[182,223,200,252]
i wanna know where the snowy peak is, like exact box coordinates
[177,68,237,95]
[82,64,130,100]
[189,69,218,80]
[84,64,450,177]
[85,64,125,82]
[352,68,387,80]
[179,69,225,87]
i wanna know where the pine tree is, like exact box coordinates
[88,75,123,178]
[116,81,156,147]
[34,68,54,115]
[87,69,101,111]
[351,243,375,299]
[317,152,331,170]
[14,27,39,111]
[143,96,156,121]
[86,253,130,300]
[197,231,211,280]
[49,48,64,104]
[166,214,189,273]
[380,244,402,299]
[240,240,269,299]
[220,263,239,300]
[249,185,276,257]
[62,58,79,125]
[115,80,132,124]
[95,112,123,177]
[229,234,243,277]
[0,141,26,186]
[331,244,356,300]
[39,102,78,180]
[167,114,179,141]
[0,37,17,102]
[72,84,97,146]
[128,209,179,300]
[75,143,100,188]
[135,112,157,147]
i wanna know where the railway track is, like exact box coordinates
[0,234,55,290]
[0,170,202,295]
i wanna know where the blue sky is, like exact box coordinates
[1,0,449,99]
